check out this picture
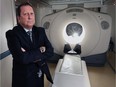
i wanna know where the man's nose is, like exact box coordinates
[28,14,32,19]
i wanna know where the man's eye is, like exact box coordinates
[23,13,28,15]
[23,13,34,15]
[30,13,34,15]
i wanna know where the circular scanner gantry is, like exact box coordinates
[42,7,111,57]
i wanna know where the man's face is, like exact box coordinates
[18,5,35,29]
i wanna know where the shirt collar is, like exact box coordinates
[24,28,32,32]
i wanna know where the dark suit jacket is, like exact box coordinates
[6,25,54,87]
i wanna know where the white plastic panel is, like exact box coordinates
[52,55,91,87]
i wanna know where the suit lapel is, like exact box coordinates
[14,25,41,49]
[16,25,33,46]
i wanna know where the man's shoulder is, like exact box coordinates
[6,29,15,38]
[33,26,44,29]
[6,25,21,36]
[33,26,45,32]
[12,25,22,31]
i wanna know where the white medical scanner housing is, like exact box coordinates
[42,7,111,57]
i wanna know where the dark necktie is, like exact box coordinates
[27,31,32,42]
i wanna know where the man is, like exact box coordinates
[6,2,54,87]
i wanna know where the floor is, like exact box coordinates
[87,64,115,87]
[44,63,56,87]
[44,53,115,87]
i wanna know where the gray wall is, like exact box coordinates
[35,4,52,26]
[0,0,1,86]
[101,5,116,52]
[107,5,115,52]
[0,0,16,87]
[115,5,116,53]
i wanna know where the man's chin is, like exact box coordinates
[24,25,33,29]
[27,24,34,28]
